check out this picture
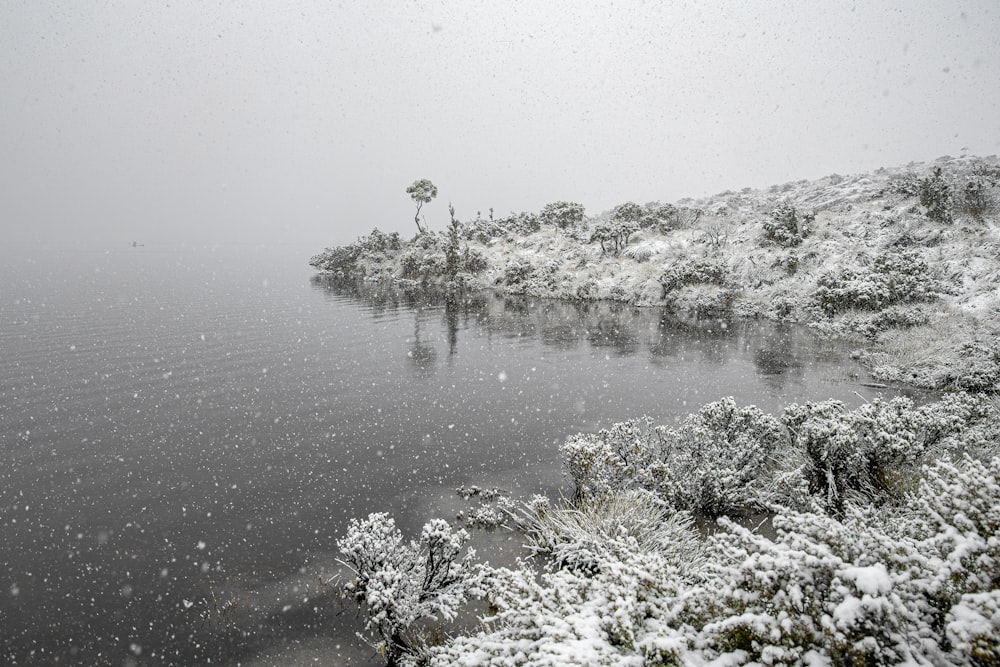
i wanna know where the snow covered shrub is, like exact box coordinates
[424,533,691,667]
[911,457,1000,592]
[946,591,1000,665]
[562,399,787,517]
[948,339,1000,393]
[761,202,813,247]
[783,398,916,510]
[900,456,1000,657]
[574,279,599,301]
[465,211,540,241]
[611,201,645,227]
[562,417,668,501]
[658,257,729,297]
[674,206,704,228]
[399,248,446,280]
[781,395,995,511]
[885,172,922,198]
[337,513,485,666]
[460,246,488,274]
[658,398,788,516]
[919,166,955,224]
[691,511,919,667]
[538,201,586,229]
[858,303,932,337]
[358,228,404,254]
[523,490,705,574]
[684,456,1000,667]
[500,211,541,235]
[311,229,403,276]
[956,163,1000,221]
[641,201,681,231]
[499,258,536,286]
[310,243,363,276]
[668,284,736,316]
[812,250,945,316]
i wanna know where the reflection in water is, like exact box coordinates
[409,315,438,376]
[445,298,459,357]
[309,276,853,387]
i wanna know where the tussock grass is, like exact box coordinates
[523,490,706,573]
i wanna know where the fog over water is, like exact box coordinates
[3,2,999,249]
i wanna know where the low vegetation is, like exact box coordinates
[336,394,1000,666]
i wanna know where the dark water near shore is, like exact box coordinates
[0,245,904,665]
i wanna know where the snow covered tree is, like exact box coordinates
[406,179,438,234]
[445,202,461,278]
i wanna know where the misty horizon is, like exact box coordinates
[3,1,998,251]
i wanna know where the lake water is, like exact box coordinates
[0,244,906,665]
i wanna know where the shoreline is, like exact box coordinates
[313,155,1000,395]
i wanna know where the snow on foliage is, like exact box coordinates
[562,399,788,517]
[334,396,1000,666]
[336,513,485,665]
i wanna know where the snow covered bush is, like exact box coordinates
[956,163,1000,221]
[562,417,668,501]
[538,201,586,229]
[812,250,946,316]
[562,398,787,517]
[919,166,955,224]
[499,258,537,287]
[337,513,485,666]
[946,591,1000,665]
[424,530,692,667]
[761,202,813,247]
[310,228,404,277]
[465,211,541,241]
[658,398,788,516]
[310,243,363,276]
[658,256,730,297]
[666,284,736,316]
[640,201,681,231]
[782,394,995,511]
[683,455,1000,666]
[689,512,918,667]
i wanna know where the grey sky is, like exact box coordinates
[2,1,998,249]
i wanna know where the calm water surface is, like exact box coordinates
[1,245,905,665]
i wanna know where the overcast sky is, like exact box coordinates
[2,1,999,250]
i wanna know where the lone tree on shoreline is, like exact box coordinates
[406,178,438,234]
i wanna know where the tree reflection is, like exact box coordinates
[749,322,805,389]
[408,314,437,376]
[648,312,738,364]
[444,296,459,357]
[310,279,842,382]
